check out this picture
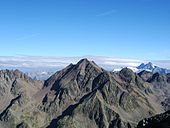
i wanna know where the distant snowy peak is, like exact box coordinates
[113,62,170,74]
[137,62,170,73]
[137,62,155,71]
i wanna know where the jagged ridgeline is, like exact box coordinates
[0,59,170,128]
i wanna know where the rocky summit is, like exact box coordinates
[0,59,170,128]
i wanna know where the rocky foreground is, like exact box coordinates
[0,59,170,128]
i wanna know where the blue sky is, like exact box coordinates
[0,0,170,60]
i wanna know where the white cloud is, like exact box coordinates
[0,56,170,71]
[96,10,116,17]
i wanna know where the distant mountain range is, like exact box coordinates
[0,56,170,80]
[137,62,170,73]
[0,56,144,80]
[26,62,170,80]
[113,62,170,74]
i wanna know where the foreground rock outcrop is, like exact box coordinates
[137,110,170,128]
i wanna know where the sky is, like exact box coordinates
[0,0,170,60]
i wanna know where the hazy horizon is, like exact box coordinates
[0,56,170,72]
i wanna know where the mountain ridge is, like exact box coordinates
[137,62,170,74]
[0,58,169,128]
[113,62,170,74]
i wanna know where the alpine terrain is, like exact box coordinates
[0,59,169,128]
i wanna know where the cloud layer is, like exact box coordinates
[0,56,169,71]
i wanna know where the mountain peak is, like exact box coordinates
[147,62,155,68]
[78,58,89,62]
[75,58,103,72]
[0,69,31,81]
[77,58,90,65]
[137,62,155,70]
[44,58,103,88]
[136,62,170,74]
[118,67,137,82]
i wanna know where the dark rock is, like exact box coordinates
[137,110,170,128]
[17,122,30,128]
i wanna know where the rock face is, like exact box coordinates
[47,66,163,128]
[138,71,170,111]
[137,110,170,128]
[0,59,169,128]
[0,69,43,128]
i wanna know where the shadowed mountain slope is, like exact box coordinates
[42,59,164,128]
